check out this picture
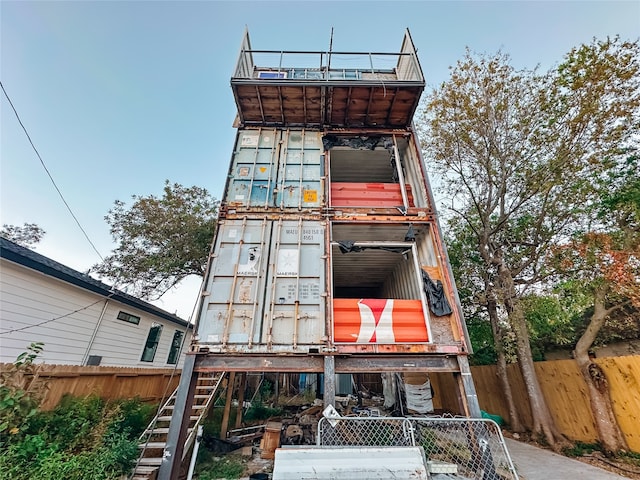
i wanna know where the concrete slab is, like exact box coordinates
[505,439,626,479]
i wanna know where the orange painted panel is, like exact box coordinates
[331,183,414,207]
[333,298,428,343]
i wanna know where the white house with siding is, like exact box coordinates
[0,237,193,368]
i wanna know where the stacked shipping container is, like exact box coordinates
[196,125,469,355]
[159,29,482,479]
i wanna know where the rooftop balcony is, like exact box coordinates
[231,29,425,129]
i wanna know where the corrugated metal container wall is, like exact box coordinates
[196,218,326,353]
[228,130,278,208]
[399,137,430,209]
[329,223,433,346]
[276,130,323,209]
[225,129,324,210]
[326,135,429,210]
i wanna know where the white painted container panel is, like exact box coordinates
[263,220,325,347]
[198,219,271,347]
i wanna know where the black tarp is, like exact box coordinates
[421,270,452,316]
[322,135,382,151]
[337,241,410,255]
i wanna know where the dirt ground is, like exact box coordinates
[226,391,640,480]
[569,453,640,479]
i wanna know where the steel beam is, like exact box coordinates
[195,354,324,372]
[193,354,460,374]
[335,355,459,372]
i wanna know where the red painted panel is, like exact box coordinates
[333,298,428,343]
[331,183,414,207]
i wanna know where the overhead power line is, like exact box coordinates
[0,297,107,335]
[0,80,104,262]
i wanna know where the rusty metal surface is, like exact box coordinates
[231,30,424,128]
[192,354,460,374]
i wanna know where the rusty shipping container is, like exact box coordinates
[326,134,431,212]
[157,31,485,479]
[196,215,466,354]
[223,129,435,214]
[224,129,324,211]
[196,218,326,353]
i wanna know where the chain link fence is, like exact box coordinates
[318,416,415,447]
[318,416,517,479]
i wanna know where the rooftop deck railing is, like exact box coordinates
[233,50,424,83]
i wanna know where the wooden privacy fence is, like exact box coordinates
[470,355,640,452]
[4,358,639,451]
[0,363,182,410]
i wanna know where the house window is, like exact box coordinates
[141,323,163,362]
[167,330,184,365]
[117,311,140,325]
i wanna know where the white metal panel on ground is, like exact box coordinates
[196,218,326,353]
[272,446,429,479]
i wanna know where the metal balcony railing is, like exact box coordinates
[234,50,423,84]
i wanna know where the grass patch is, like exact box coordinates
[195,450,246,480]
[617,450,640,468]
[0,394,155,480]
[562,441,602,457]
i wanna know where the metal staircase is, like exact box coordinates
[131,372,225,480]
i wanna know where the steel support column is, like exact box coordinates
[323,355,336,407]
[158,353,198,480]
[457,355,481,418]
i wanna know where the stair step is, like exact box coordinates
[133,465,160,474]
[157,415,199,422]
[139,441,166,449]
[194,394,212,399]
[145,427,193,435]
[138,457,163,466]
[166,404,206,410]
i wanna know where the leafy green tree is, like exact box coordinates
[420,37,639,446]
[447,216,524,431]
[521,294,574,361]
[0,223,45,248]
[93,181,219,300]
[547,154,640,453]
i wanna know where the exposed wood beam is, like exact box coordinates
[344,86,353,126]
[278,85,285,124]
[194,354,460,373]
[302,85,307,125]
[320,86,333,125]
[386,87,398,126]
[255,85,265,124]
[364,86,374,126]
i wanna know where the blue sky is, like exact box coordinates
[1,0,639,319]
